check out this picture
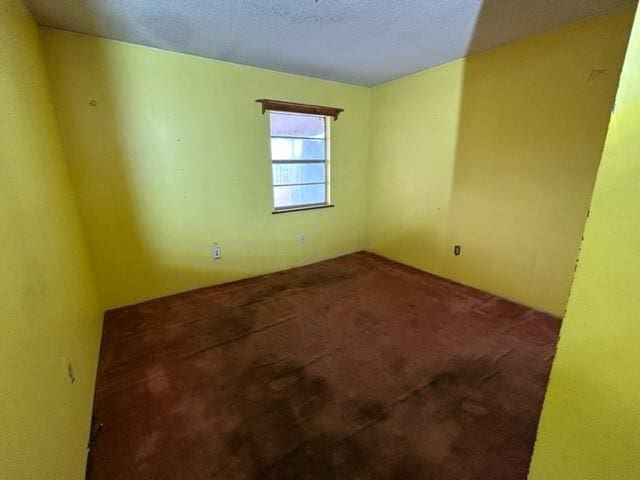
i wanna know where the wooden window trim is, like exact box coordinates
[272,204,335,214]
[256,99,343,120]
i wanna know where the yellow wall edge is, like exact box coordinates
[528,3,640,478]
[0,1,103,479]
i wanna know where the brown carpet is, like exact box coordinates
[87,252,560,480]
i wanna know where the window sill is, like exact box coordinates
[272,204,335,214]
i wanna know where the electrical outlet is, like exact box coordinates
[299,233,305,245]
[454,245,461,256]
[213,244,222,260]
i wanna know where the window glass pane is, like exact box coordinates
[270,112,325,138]
[274,184,326,208]
[273,163,326,186]
[271,138,325,160]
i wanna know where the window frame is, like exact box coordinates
[268,111,333,213]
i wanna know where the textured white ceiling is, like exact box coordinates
[24,0,634,86]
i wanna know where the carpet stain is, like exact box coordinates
[88,252,560,480]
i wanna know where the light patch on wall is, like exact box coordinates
[41,28,370,309]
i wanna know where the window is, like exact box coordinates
[269,112,330,211]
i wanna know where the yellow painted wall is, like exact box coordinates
[0,1,102,479]
[40,29,370,309]
[1,2,637,478]
[366,6,635,315]
[529,5,640,479]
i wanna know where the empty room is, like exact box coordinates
[3,0,640,479]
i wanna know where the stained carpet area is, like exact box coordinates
[88,252,560,480]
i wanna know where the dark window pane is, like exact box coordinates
[270,112,325,138]
[271,138,325,160]
[273,163,326,186]
[274,184,326,208]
